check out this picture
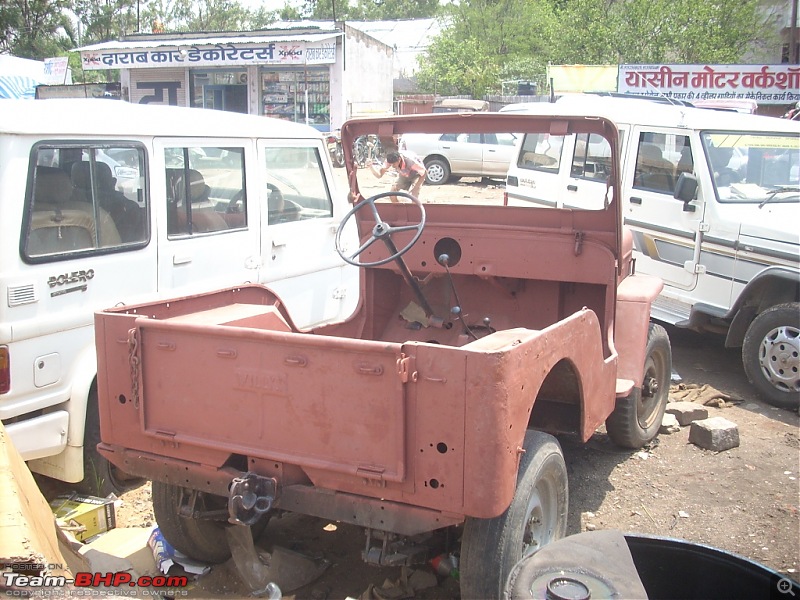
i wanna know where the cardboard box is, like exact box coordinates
[50,493,116,542]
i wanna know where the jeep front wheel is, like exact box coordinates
[742,303,800,410]
[459,430,568,599]
[606,323,671,448]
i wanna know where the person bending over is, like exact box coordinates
[369,150,427,202]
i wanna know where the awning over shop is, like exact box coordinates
[76,32,342,70]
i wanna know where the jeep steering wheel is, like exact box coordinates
[335,191,426,267]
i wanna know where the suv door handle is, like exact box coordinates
[630,196,643,204]
[567,184,578,192]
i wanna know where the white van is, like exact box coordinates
[505,95,800,409]
[0,99,359,493]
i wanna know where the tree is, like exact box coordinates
[552,0,774,64]
[138,0,274,33]
[417,0,558,96]
[0,0,76,59]
[420,0,779,96]
[73,0,137,42]
[300,0,439,20]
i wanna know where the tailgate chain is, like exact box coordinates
[128,328,140,409]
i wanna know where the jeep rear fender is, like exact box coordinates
[614,273,664,388]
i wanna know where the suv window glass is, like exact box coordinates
[165,147,246,237]
[701,132,799,203]
[570,133,613,182]
[264,145,333,224]
[632,132,690,195]
[516,133,563,173]
[495,133,518,146]
[456,133,482,144]
[24,145,147,260]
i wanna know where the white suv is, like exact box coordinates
[505,95,800,409]
[0,99,358,494]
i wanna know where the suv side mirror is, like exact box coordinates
[674,173,698,212]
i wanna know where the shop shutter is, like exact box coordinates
[129,69,186,106]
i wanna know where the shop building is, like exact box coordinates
[75,21,394,131]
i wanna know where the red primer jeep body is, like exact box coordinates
[94,112,665,590]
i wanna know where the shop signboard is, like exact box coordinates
[618,64,800,105]
[80,40,337,71]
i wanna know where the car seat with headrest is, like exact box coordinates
[29,166,123,254]
[634,142,675,193]
[35,167,77,205]
[186,169,210,203]
[173,169,227,233]
[70,161,143,243]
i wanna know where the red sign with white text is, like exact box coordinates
[618,64,800,105]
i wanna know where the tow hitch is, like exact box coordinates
[228,473,278,525]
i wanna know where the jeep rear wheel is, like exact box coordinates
[459,430,568,599]
[152,481,269,564]
[742,303,800,410]
[77,386,144,497]
[606,323,671,448]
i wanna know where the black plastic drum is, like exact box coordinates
[505,530,799,599]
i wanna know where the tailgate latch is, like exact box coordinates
[397,354,415,383]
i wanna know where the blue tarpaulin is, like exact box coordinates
[0,75,40,99]
[0,55,45,99]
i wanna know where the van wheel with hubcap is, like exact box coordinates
[424,158,450,185]
[742,303,800,410]
[459,430,568,599]
[152,481,269,564]
[606,323,671,448]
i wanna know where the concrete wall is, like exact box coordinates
[342,23,394,121]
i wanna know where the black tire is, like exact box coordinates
[460,430,568,599]
[332,143,345,168]
[742,303,800,410]
[606,322,671,449]
[353,137,368,168]
[424,157,450,185]
[152,481,270,564]
[76,386,144,497]
[372,138,385,163]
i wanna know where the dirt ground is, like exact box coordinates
[40,176,800,598]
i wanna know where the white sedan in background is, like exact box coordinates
[400,132,519,185]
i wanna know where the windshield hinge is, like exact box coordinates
[574,231,584,256]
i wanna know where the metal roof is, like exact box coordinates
[76,31,341,53]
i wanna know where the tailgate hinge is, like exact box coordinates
[574,231,584,256]
[357,465,386,484]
